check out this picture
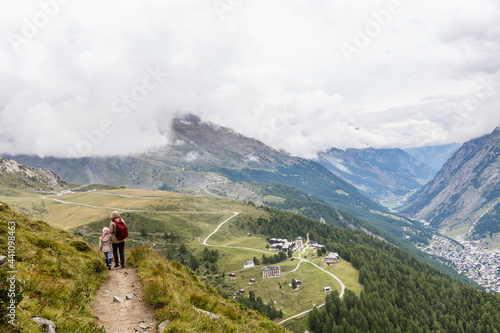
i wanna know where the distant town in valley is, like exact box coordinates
[420,235,500,293]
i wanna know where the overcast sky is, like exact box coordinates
[1,0,499,159]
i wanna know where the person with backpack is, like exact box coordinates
[109,211,128,269]
[99,227,113,270]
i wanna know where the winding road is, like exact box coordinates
[202,212,239,245]
[202,217,347,325]
[278,248,346,325]
[45,190,346,325]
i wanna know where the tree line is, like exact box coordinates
[237,290,283,320]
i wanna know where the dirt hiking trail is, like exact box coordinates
[92,266,157,333]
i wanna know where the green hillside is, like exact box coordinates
[2,188,500,332]
[0,200,288,332]
[0,188,356,323]
[129,247,287,332]
[0,201,107,332]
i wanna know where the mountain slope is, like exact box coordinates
[0,157,67,191]
[0,200,287,333]
[0,201,107,332]
[6,115,433,253]
[6,115,382,217]
[400,127,500,241]
[4,184,497,332]
[316,148,435,205]
[404,143,461,174]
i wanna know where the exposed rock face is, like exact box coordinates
[0,157,66,190]
[401,127,500,239]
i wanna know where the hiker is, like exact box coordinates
[109,211,128,269]
[99,227,112,270]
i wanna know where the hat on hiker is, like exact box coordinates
[101,227,110,239]
[110,211,120,219]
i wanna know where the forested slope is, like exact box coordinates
[249,207,500,332]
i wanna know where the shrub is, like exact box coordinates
[71,240,91,252]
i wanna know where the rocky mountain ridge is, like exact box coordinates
[0,157,67,190]
[400,127,500,243]
[5,115,432,254]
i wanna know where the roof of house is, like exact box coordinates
[262,265,281,271]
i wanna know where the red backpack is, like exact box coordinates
[114,219,128,240]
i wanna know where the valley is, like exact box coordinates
[1,126,499,332]
[2,184,500,332]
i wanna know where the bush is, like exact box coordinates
[71,240,91,252]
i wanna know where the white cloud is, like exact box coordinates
[0,0,499,158]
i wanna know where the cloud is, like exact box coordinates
[0,0,499,159]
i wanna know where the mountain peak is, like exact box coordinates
[174,113,202,126]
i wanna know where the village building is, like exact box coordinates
[289,279,303,288]
[243,259,254,268]
[262,265,282,278]
[295,236,303,248]
[310,240,324,250]
[269,237,300,252]
[326,252,340,265]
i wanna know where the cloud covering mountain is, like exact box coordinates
[1,0,500,159]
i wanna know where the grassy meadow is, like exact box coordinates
[0,187,363,325]
[0,201,107,332]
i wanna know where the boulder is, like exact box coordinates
[194,307,220,320]
[157,320,169,332]
[32,317,56,333]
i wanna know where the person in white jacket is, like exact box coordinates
[99,227,113,270]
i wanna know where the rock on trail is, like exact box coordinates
[92,266,156,332]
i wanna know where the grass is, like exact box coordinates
[440,224,470,238]
[129,246,288,332]
[202,245,361,320]
[212,258,337,317]
[0,188,364,327]
[322,260,363,295]
[282,315,309,333]
[0,201,107,333]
